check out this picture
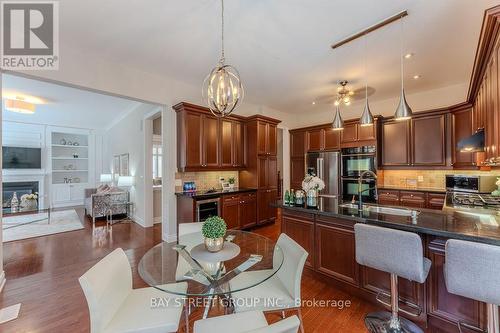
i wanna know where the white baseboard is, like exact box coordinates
[0,271,6,293]
[153,216,162,224]
[131,214,145,227]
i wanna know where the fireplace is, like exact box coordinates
[2,181,39,208]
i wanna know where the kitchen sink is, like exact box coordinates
[365,206,418,217]
[339,203,418,217]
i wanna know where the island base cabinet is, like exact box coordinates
[315,222,359,286]
[427,239,486,333]
[281,212,315,268]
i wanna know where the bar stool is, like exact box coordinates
[354,223,431,333]
[445,239,500,333]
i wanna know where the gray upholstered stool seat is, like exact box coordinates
[445,239,500,333]
[354,223,431,333]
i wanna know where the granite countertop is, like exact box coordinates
[378,186,446,193]
[275,198,500,245]
[175,188,257,199]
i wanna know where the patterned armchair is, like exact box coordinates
[84,188,129,226]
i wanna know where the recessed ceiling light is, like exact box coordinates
[404,53,414,59]
[413,75,421,80]
[312,101,316,105]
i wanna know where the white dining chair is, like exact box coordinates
[193,311,300,333]
[230,234,309,333]
[178,222,204,237]
[79,248,189,333]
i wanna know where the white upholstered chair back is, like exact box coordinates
[248,315,300,333]
[78,248,132,333]
[275,234,309,302]
[178,222,204,237]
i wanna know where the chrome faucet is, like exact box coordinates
[357,170,378,211]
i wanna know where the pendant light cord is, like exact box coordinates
[400,17,404,92]
[220,0,225,64]
[364,34,368,99]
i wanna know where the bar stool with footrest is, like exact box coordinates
[445,239,500,333]
[354,223,432,333]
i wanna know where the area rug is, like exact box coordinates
[3,210,83,242]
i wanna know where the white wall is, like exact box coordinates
[102,103,158,227]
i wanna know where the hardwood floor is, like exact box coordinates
[0,208,376,332]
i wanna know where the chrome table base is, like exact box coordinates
[365,311,423,333]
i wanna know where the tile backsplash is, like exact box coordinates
[379,169,500,190]
[175,171,239,192]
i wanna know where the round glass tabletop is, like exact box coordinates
[138,230,284,297]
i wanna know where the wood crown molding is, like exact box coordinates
[467,5,500,102]
[172,102,281,124]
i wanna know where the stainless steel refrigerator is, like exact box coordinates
[306,151,340,197]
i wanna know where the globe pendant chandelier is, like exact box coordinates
[202,0,244,118]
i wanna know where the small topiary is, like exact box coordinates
[202,216,227,239]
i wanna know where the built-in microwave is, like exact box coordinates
[341,146,376,178]
[445,175,497,193]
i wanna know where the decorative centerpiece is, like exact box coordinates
[20,192,38,210]
[228,177,236,189]
[202,216,227,252]
[302,175,326,207]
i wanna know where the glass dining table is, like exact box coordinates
[138,229,284,318]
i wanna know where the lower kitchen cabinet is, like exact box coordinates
[378,189,446,210]
[282,212,315,268]
[315,217,359,285]
[399,191,426,208]
[257,189,277,225]
[239,192,257,229]
[427,238,486,333]
[222,191,257,229]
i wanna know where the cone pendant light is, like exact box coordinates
[359,34,373,127]
[332,104,344,130]
[394,17,413,121]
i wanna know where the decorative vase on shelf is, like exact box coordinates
[10,192,19,211]
[306,189,318,208]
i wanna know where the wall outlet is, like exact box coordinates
[175,179,183,187]
[417,176,424,182]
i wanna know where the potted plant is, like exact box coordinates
[202,216,227,252]
[228,177,236,189]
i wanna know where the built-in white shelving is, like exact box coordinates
[51,131,89,185]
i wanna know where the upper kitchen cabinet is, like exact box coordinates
[290,130,306,157]
[381,120,411,166]
[202,114,220,168]
[451,107,475,168]
[257,120,277,156]
[174,102,245,171]
[340,119,378,147]
[324,127,341,150]
[307,128,324,151]
[220,119,244,168]
[381,114,446,168]
[411,114,446,166]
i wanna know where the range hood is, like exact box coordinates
[457,128,485,152]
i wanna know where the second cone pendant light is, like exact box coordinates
[394,16,413,121]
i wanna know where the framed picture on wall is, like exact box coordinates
[113,155,120,178]
[120,153,130,176]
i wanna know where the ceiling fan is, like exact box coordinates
[315,80,376,106]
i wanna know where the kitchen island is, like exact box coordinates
[276,197,500,333]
